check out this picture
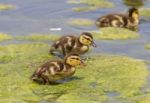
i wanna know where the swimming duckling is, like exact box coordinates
[31,53,84,84]
[49,32,96,58]
[96,8,139,31]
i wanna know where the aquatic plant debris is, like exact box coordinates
[145,43,150,50]
[123,0,144,7]
[72,6,97,12]
[68,18,94,26]
[0,33,13,41]
[140,8,150,17]
[67,0,114,7]
[16,34,60,41]
[0,42,148,103]
[67,0,114,12]
[91,27,140,40]
[0,4,16,10]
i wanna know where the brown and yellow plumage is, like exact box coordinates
[31,53,84,84]
[50,32,96,57]
[96,8,139,31]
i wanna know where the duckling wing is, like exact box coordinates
[50,35,77,56]
[96,14,128,28]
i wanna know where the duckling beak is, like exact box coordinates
[92,41,97,47]
[80,59,86,66]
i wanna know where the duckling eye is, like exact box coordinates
[83,37,92,42]
[86,38,91,41]
[134,11,138,14]
[71,57,80,60]
[75,58,80,60]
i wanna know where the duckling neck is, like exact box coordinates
[128,13,139,25]
[64,60,73,67]
[129,17,139,25]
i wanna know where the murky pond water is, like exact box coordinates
[0,0,150,103]
[0,0,150,60]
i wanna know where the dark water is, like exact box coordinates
[0,0,150,61]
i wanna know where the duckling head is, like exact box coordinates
[65,53,84,67]
[79,32,96,47]
[128,7,139,20]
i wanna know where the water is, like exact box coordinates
[0,0,150,61]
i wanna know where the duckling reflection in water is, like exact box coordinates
[96,8,139,31]
[49,32,96,58]
[31,53,84,84]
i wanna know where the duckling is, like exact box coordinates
[96,8,139,31]
[49,32,96,58]
[31,53,84,84]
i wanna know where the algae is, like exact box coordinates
[0,33,13,41]
[67,0,114,12]
[0,43,52,103]
[17,34,60,41]
[72,6,97,12]
[0,42,148,103]
[145,44,150,50]
[67,0,114,8]
[91,27,140,40]
[140,8,150,17]
[68,19,94,26]
[0,4,16,10]
[123,0,144,7]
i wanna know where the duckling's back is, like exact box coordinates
[50,35,77,56]
[96,14,128,28]
[31,60,76,84]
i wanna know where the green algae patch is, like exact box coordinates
[67,0,114,8]
[0,43,52,102]
[67,0,114,12]
[130,92,150,103]
[17,34,60,41]
[123,0,144,7]
[0,43,51,63]
[145,44,150,49]
[0,4,16,11]
[91,27,140,40]
[73,6,97,12]
[0,42,148,103]
[137,95,150,103]
[76,55,148,98]
[68,18,94,26]
[144,43,150,51]
[140,8,150,17]
[0,33,13,41]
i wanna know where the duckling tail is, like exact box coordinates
[30,72,38,81]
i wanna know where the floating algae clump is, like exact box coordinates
[0,4,16,10]
[0,41,148,102]
[67,0,114,12]
[17,34,60,41]
[0,33,13,41]
[72,6,97,12]
[0,43,52,102]
[0,43,51,63]
[130,92,150,103]
[140,8,150,17]
[76,55,148,98]
[123,0,144,7]
[67,0,114,8]
[145,43,150,51]
[68,18,94,26]
[91,27,140,40]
